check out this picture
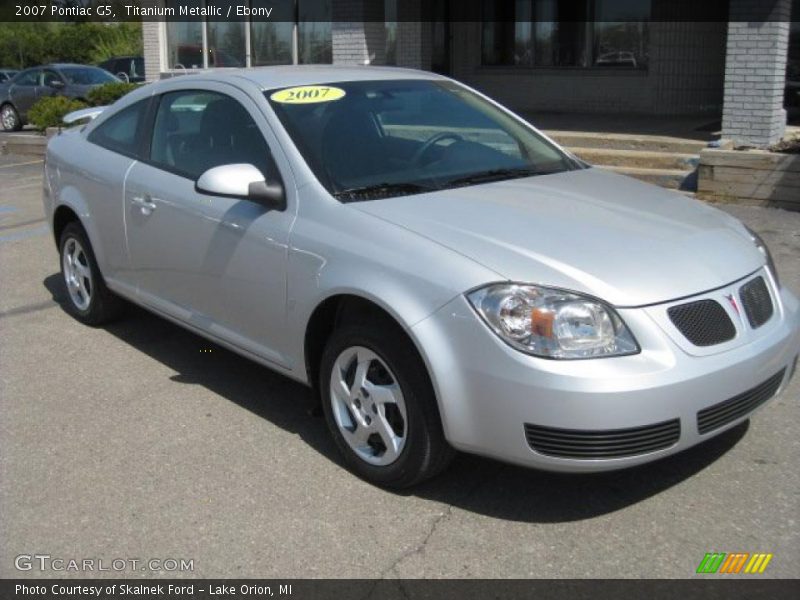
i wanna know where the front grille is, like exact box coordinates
[524,419,680,459]
[739,276,774,329]
[697,369,785,434]
[668,299,736,346]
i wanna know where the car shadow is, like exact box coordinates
[44,273,751,523]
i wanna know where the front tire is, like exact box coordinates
[320,321,455,488]
[0,103,21,132]
[59,222,124,325]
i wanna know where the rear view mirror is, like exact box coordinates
[195,163,285,210]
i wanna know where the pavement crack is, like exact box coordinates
[370,472,494,587]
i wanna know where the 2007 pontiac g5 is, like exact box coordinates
[43,66,800,488]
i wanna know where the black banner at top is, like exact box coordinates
[0,0,795,23]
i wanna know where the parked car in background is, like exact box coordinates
[0,69,18,83]
[0,64,119,131]
[98,56,145,83]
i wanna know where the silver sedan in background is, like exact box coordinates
[43,66,800,488]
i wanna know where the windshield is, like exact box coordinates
[266,79,578,201]
[60,67,119,86]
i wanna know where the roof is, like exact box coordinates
[175,65,446,90]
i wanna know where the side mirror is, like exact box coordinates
[49,79,65,89]
[195,163,285,210]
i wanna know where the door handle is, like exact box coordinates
[131,194,157,215]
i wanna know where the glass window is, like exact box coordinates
[207,22,246,68]
[42,70,62,87]
[88,99,149,158]
[14,69,40,86]
[150,91,274,180]
[481,0,649,69]
[481,1,532,66]
[166,0,204,69]
[59,67,118,85]
[384,0,398,65]
[251,0,294,66]
[593,0,650,69]
[298,0,332,64]
[267,79,575,200]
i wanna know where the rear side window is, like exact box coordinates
[149,90,274,180]
[14,69,39,86]
[88,99,149,158]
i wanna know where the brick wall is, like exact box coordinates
[331,0,387,65]
[140,1,163,82]
[721,0,792,146]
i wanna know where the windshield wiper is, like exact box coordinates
[441,167,551,189]
[333,182,434,202]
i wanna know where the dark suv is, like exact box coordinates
[97,56,145,83]
[0,64,119,131]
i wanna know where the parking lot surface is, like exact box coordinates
[0,154,798,579]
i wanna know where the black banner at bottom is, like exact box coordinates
[1,579,799,600]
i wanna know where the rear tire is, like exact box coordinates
[320,319,455,488]
[59,222,125,325]
[0,103,21,132]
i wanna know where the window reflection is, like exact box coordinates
[252,0,295,66]
[481,0,650,69]
[207,17,246,68]
[166,0,204,69]
[298,1,332,64]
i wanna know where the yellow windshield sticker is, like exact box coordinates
[270,86,346,104]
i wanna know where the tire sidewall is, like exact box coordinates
[59,223,101,323]
[320,326,436,488]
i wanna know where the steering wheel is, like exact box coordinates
[412,132,464,165]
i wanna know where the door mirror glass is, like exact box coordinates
[196,163,285,210]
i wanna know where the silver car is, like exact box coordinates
[43,66,800,488]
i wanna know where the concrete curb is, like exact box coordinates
[0,133,47,158]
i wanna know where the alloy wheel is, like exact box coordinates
[329,346,408,466]
[62,237,93,311]
[1,106,16,130]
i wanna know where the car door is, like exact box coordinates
[40,69,65,100]
[124,84,296,368]
[9,68,40,116]
[80,97,153,288]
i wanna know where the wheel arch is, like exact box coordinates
[303,293,438,404]
[52,204,80,248]
[50,187,108,269]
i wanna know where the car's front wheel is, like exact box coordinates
[59,222,124,325]
[0,103,21,132]
[320,320,455,488]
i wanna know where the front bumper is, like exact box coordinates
[411,271,800,472]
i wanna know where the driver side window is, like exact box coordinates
[42,70,61,87]
[149,90,276,181]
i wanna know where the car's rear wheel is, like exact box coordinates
[0,104,21,132]
[59,222,124,325]
[320,320,455,488]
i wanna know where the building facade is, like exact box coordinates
[142,0,798,147]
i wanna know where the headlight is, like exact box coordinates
[467,284,639,359]
[745,226,780,288]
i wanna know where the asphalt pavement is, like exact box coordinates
[0,154,798,579]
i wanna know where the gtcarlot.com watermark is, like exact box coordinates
[15,554,194,573]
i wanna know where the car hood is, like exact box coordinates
[353,168,764,307]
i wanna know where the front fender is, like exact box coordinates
[284,193,502,383]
